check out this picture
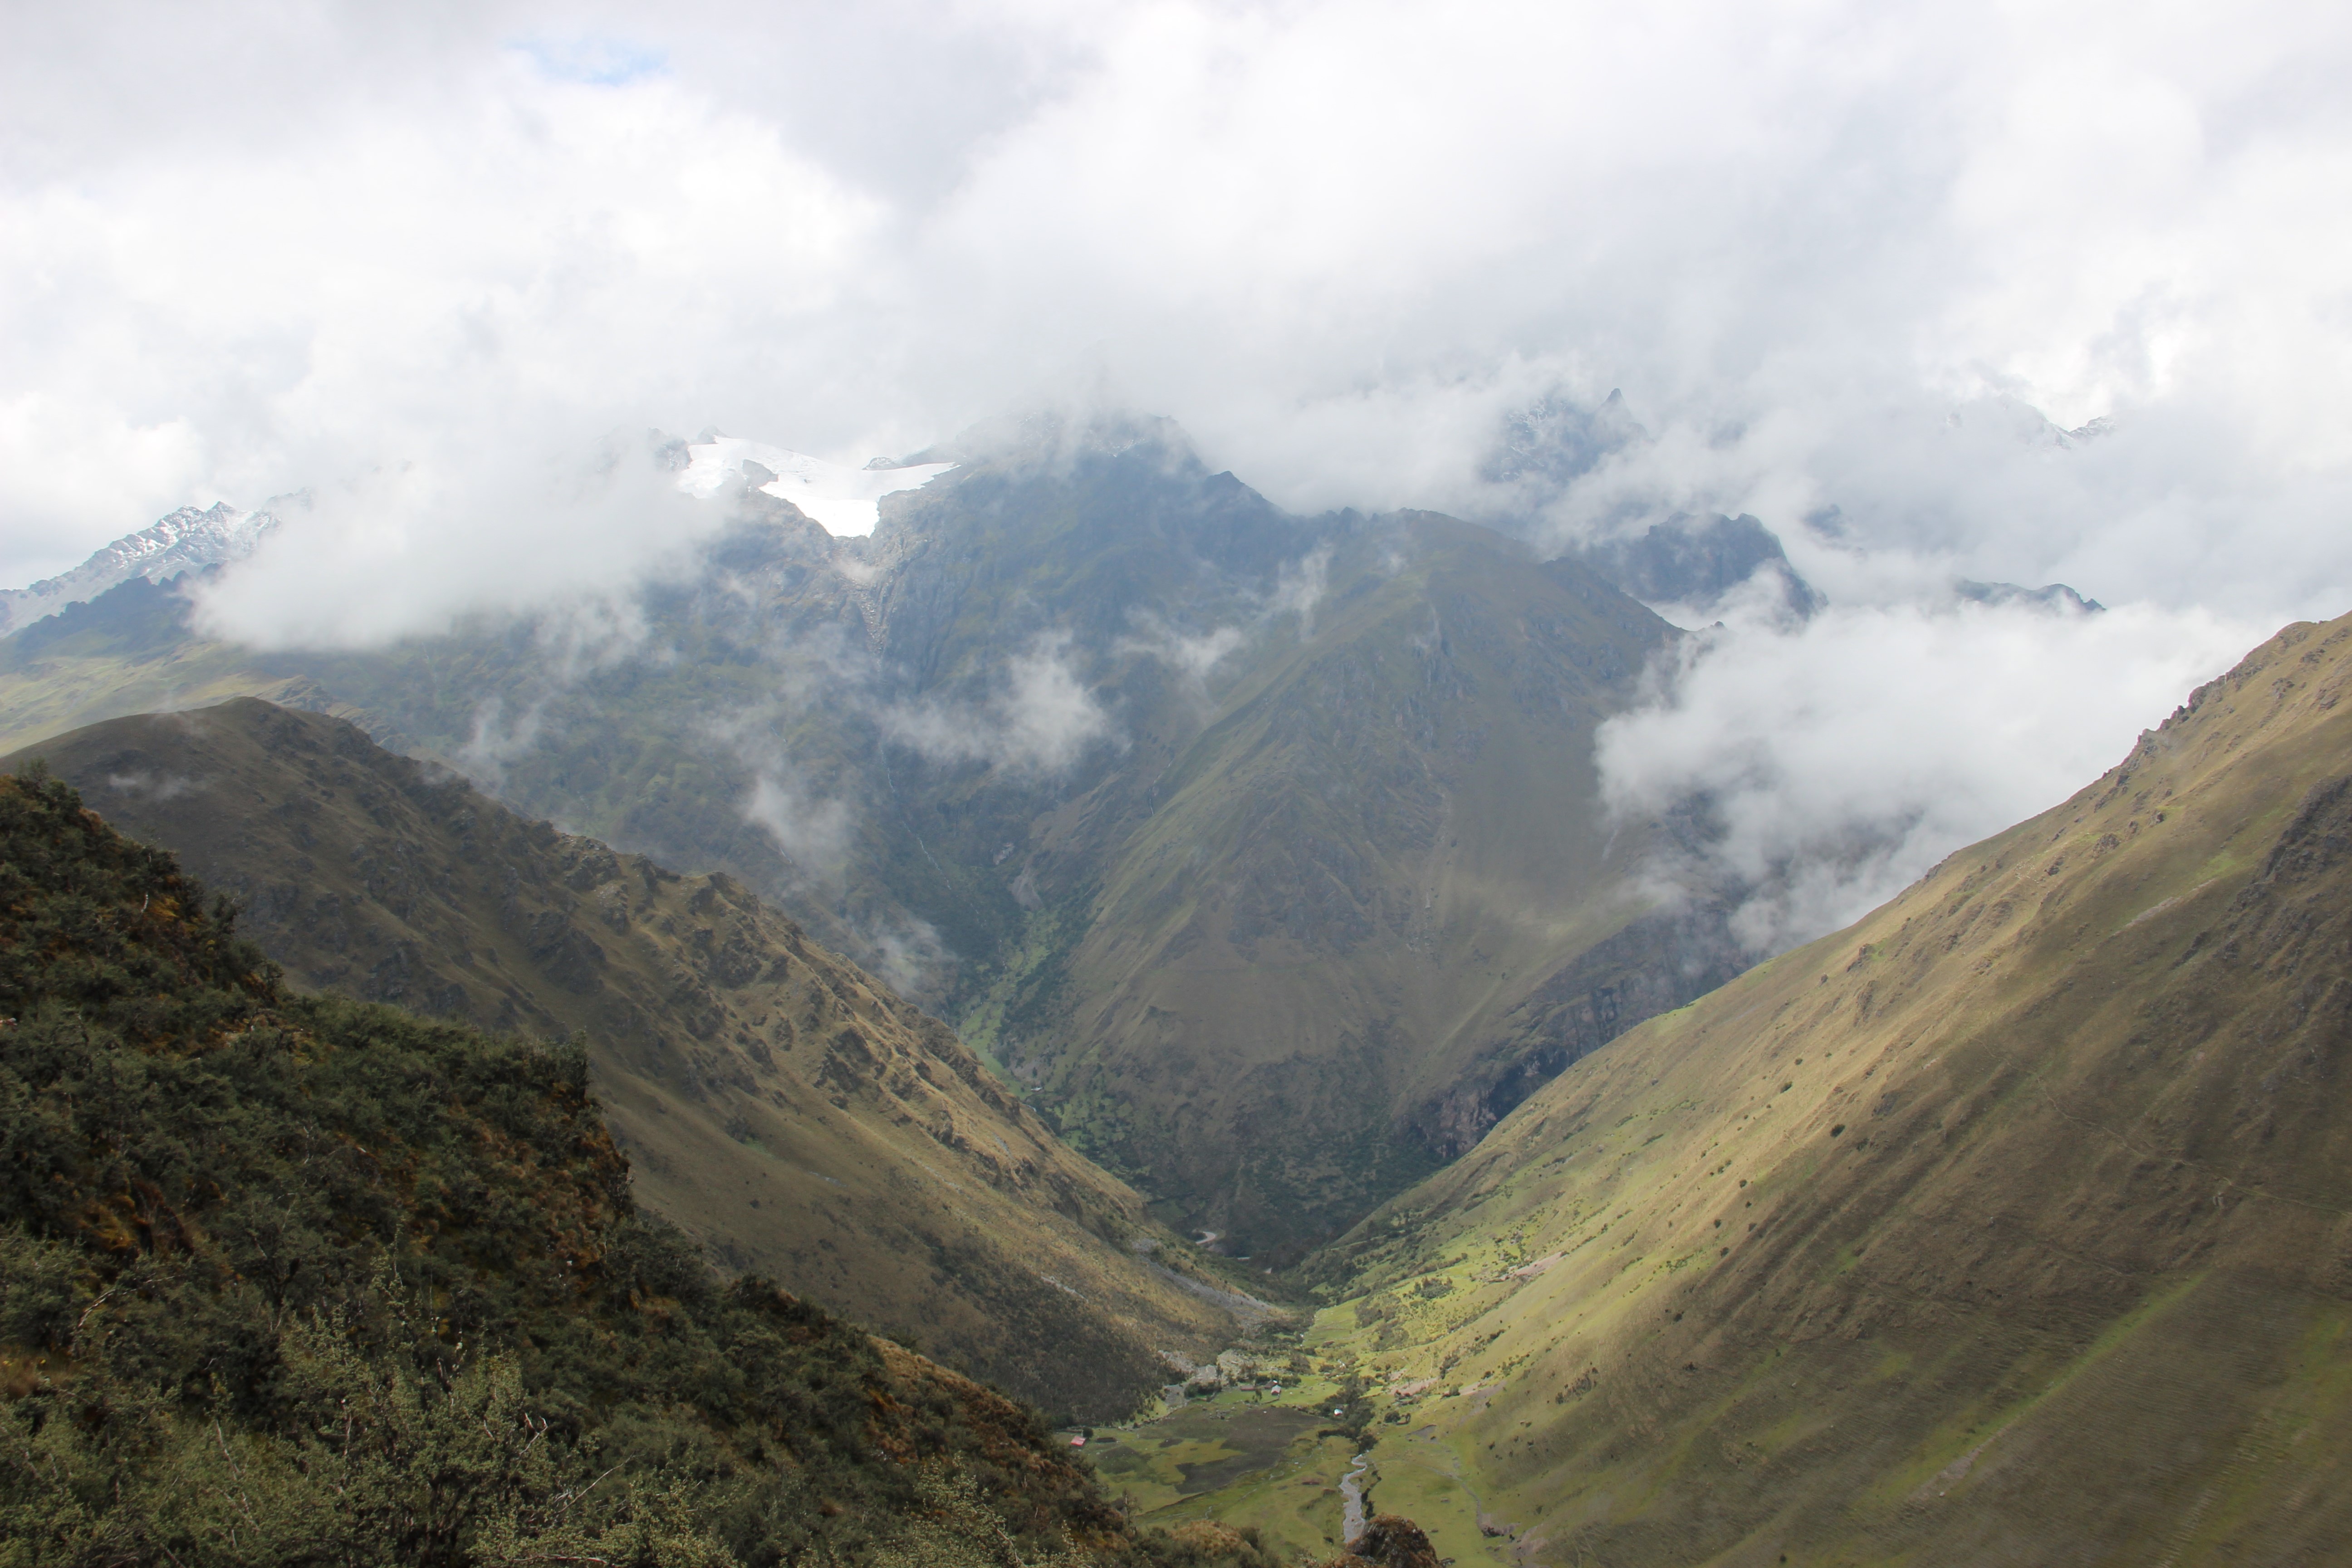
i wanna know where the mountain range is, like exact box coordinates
[0,500,283,638]
[3,412,2349,1561]
[0,418,1774,1259]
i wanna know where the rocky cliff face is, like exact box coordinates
[1403,902,1747,1161]
[1567,510,1826,622]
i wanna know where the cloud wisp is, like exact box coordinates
[881,635,1120,775]
[1597,596,2269,952]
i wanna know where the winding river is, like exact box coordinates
[1338,1450,1371,1544]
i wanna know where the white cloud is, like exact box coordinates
[1267,545,1332,637]
[882,635,1118,774]
[1117,617,1247,689]
[3,36,888,617]
[186,430,718,648]
[741,771,858,880]
[1112,539,1328,701]
[0,0,2343,630]
[5,0,2352,958]
[1597,597,2269,952]
[453,697,546,795]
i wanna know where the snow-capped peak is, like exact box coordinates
[676,437,955,536]
[0,501,285,638]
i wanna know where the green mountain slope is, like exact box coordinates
[0,426,1740,1256]
[1289,611,2352,1563]
[0,764,1282,1568]
[1030,516,1725,1259]
[4,698,1265,1421]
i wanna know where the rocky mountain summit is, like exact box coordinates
[0,499,284,637]
[1567,510,1826,624]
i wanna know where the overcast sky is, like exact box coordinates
[6,0,2349,944]
[5,0,2346,600]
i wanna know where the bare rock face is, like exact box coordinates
[1404,902,1748,1161]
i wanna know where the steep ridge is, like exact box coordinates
[0,425,1742,1257]
[1567,511,1824,623]
[0,764,1278,1567]
[0,501,880,962]
[4,697,1262,1420]
[1029,515,1735,1259]
[1296,612,2352,1563]
[0,500,279,637]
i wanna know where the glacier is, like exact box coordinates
[676,437,955,536]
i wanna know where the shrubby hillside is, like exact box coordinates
[0,766,1276,1568]
[5,698,1262,1421]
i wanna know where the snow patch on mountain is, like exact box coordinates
[0,501,284,637]
[676,438,955,536]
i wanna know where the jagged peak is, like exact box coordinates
[1563,511,1827,624]
[0,500,284,637]
[1482,386,1651,490]
[1953,578,2106,614]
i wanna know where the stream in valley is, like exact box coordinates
[1339,1451,1371,1543]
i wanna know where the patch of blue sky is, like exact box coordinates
[509,34,668,87]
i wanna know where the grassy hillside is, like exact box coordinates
[1030,517,1731,1260]
[0,764,1284,1567]
[3,699,1266,1421]
[1284,611,2352,1563]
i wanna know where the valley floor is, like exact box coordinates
[1085,1361,1520,1568]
